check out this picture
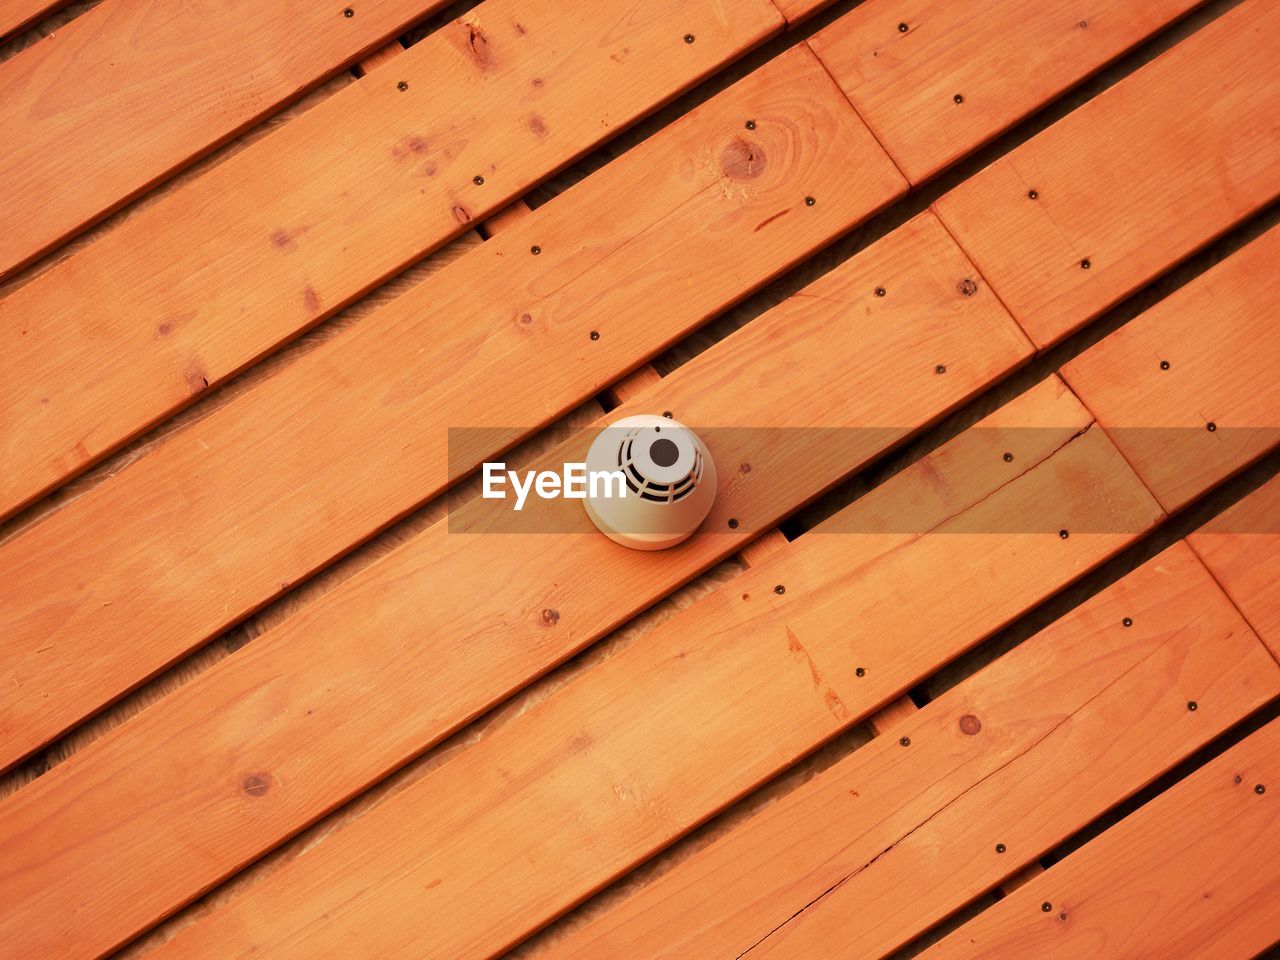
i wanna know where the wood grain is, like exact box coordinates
[0,211,1020,959]
[1062,227,1280,512]
[808,0,1203,184]
[934,0,1280,348]
[1190,474,1280,659]
[134,382,1163,960]
[0,0,783,519]
[921,718,1280,959]
[0,0,454,276]
[541,542,1278,960]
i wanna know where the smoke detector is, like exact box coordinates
[583,414,717,551]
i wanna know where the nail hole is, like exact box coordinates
[1188,701,1198,712]
[855,667,866,677]
[530,245,541,255]
[1059,529,1070,539]
[899,736,911,747]
[1059,912,1068,922]
[397,80,408,91]
[1042,902,1053,913]
[935,364,947,375]
[1160,360,1170,370]
[727,518,739,529]
[473,175,485,185]
[1257,784,1267,795]
[662,411,673,418]
[745,120,756,130]
[1003,452,1014,463]
[683,33,695,43]
[342,6,354,16]
[804,196,816,207]
[1080,258,1092,270]
[897,21,909,32]
[957,278,979,297]
[1027,189,1039,200]
[589,330,600,341]
[953,93,964,104]
[874,286,887,297]
[774,584,786,595]
[1207,421,1217,432]
[996,843,1007,853]
[1123,617,1133,628]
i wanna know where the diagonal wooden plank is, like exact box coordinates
[539,542,1279,960]
[920,718,1280,960]
[0,0,457,277]
[0,42,905,772]
[0,0,783,520]
[1061,227,1280,512]
[933,0,1280,348]
[0,210,1024,960]
[1190,475,1280,658]
[0,0,69,40]
[808,0,1205,184]
[135,383,1164,960]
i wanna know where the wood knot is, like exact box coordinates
[721,138,766,181]
[958,714,982,736]
[541,608,560,626]
[241,772,272,797]
[466,25,490,66]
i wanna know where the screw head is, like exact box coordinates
[1257,784,1267,795]
[728,518,740,529]
[958,278,979,297]
[589,330,600,341]
[1003,452,1014,463]
[1059,529,1070,539]
[1122,617,1133,627]
[1160,360,1170,370]
[899,736,911,747]
[996,843,1007,853]
[343,6,354,16]
[855,667,866,678]
[745,120,756,130]
[874,286,887,297]
[530,245,541,255]
[684,33,695,43]
[1080,258,1092,270]
[397,80,408,91]
[662,411,673,418]
[898,21,909,32]
[935,363,947,375]
[953,93,964,104]
[804,195,816,207]
[1027,189,1039,200]
[473,175,485,185]
[774,584,786,595]
[1042,902,1053,913]
[1188,701,1198,711]
[1207,421,1217,432]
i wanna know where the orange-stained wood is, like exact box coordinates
[934,0,1280,348]
[0,43,905,772]
[0,212,1025,959]
[138,384,1163,960]
[921,718,1280,960]
[0,0,453,277]
[808,0,1204,184]
[1190,474,1280,659]
[0,0,783,520]
[1062,228,1280,512]
[540,542,1278,960]
[0,0,68,39]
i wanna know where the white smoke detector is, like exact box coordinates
[583,414,717,551]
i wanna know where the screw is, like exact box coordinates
[958,278,978,297]
[898,21,909,32]
[589,330,600,341]
[1003,452,1014,463]
[473,175,485,185]
[662,411,673,418]
[1160,360,1170,370]
[397,80,408,91]
[684,33,695,43]
[1188,701,1198,712]
[1207,421,1217,432]
[1027,189,1039,200]
[953,94,964,104]
[530,245,541,255]
[745,120,756,130]
[935,364,947,375]
[899,736,911,747]
[1123,617,1133,627]
[728,518,740,529]
[1080,258,1092,270]
[804,196,816,207]
[874,286,887,297]
[1257,784,1267,795]
[774,584,786,595]
[855,667,866,677]
[996,843,1007,853]
[1042,902,1053,913]
[1059,529,1070,539]
[343,6,354,16]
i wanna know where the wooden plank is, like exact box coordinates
[134,381,1163,960]
[933,0,1280,348]
[0,43,904,772]
[1061,228,1280,512]
[921,718,1280,960]
[0,213,1030,958]
[0,0,69,39]
[539,542,1279,960]
[808,0,1203,185]
[0,0,454,277]
[0,0,783,520]
[1190,474,1280,658]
